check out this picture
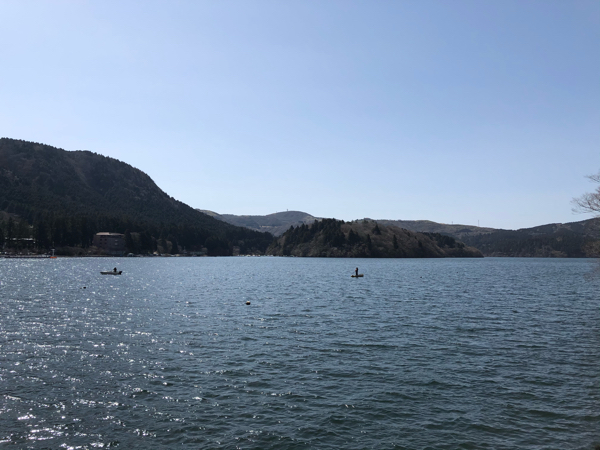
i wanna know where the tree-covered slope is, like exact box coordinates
[377,217,598,257]
[267,218,482,258]
[457,219,599,257]
[0,138,273,254]
[375,219,496,240]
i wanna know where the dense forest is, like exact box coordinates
[267,218,482,258]
[458,219,599,257]
[378,217,599,257]
[0,213,271,256]
[0,138,273,255]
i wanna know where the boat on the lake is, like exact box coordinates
[101,269,122,275]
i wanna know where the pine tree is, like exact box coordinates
[7,217,14,241]
[170,237,179,254]
[34,218,50,249]
[125,230,135,253]
[347,229,361,245]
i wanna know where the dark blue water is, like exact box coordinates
[0,257,598,449]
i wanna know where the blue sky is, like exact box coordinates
[1,0,598,229]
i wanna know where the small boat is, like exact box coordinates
[351,274,364,278]
[101,270,122,275]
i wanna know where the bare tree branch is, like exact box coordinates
[572,171,600,216]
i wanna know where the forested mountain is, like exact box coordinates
[198,210,318,236]
[457,219,599,257]
[0,138,272,255]
[199,207,600,257]
[375,219,496,240]
[198,207,598,258]
[267,218,483,258]
[5,135,589,258]
[370,218,599,257]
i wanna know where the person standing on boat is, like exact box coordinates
[355,267,358,277]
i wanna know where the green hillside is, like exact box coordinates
[267,218,482,258]
[0,138,272,255]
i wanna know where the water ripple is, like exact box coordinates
[0,257,598,449]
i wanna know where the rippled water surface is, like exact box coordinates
[0,257,598,449]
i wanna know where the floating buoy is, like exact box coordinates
[246,301,251,305]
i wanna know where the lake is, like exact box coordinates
[0,257,598,449]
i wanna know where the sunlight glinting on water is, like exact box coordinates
[0,257,598,449]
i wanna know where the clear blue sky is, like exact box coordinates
[1,1,598,230]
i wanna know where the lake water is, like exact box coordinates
[0,257,598,449]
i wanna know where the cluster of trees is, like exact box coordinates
[268,218,483,258]
[0,212,273,256]
[0,138,274,256]
[0,216,31,251]
[275,219,390,256]
[272,218,414,257]
[423,232,465,249]
[461,226,596,257]
[276,219,349,255]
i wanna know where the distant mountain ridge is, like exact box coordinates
[198,210,318,236]
[456,219,599,257]
[4,137,594,258]
[374,219,496,240]
[207,209,598,257]
[379,217,599,257]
